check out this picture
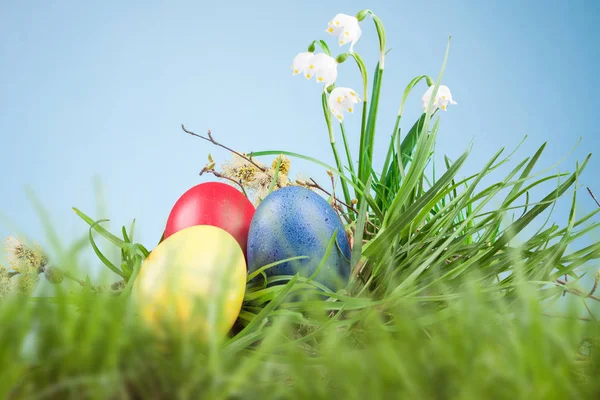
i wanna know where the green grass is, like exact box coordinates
[1,262,600,399]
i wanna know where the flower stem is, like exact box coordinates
[357,11,386,205]
[358,64,383,193]
[339,122,356,183]
[349,52,368,152]
[322,92,352,213]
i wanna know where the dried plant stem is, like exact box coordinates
[182,125,268,172]
[308,178,358,215]
[587,187,600,208]
[63,271,87,287]
[582,299,599,323]
[556,278,600,302]
[200,170,248,198]
[182,124,289,190]
[543,313,593,322]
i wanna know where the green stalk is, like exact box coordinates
[378,75,434,201]
[358,64,383,187]
[357,11,386,205]
[349,52,369,165]
[339,122,356,183]
[322,92,352,210]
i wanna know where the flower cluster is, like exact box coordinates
[0,266,10,300]
[0,236,49,299]
[4,236,46,273]
[219,154,313,206]
[292,52,338,88]
[292,11,456,123]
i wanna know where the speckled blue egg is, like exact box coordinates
[246,186,351,290]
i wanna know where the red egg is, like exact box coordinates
[164,182,255,255]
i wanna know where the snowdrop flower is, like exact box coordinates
[328,87,361,122]
[291,52,315,79]
[326,13,362,52]
[421,85,457,112]
[292,52,338,88]
[312,53,338,87]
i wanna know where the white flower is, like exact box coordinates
[312,53,338,87]
[328,87,361,122]
[292,52,338,88]
[326,13,362,52]
[291,52,315,79]
[421,85,457,112]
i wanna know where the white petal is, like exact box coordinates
[344,20,362,47]
[329,87,362,119]
[331,13,356,27]
[421,86,434,108]
[326,24,343,36]
[292,52,314,76]
[312,53,338,87]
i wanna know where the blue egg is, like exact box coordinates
[247,186,351,290]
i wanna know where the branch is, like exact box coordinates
[308,178,358,214]
[543,313,593,322]
[556,278,600,302]
[181,125,267,172]
[587,187,600,208]
[201,170,248,198]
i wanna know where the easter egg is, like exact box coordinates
[246,186,351,290]
[164,182,255,255]
[134,225,247,340]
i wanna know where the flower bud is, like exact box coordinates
[44,266,64,284]
[335,53,349,64]
[356,9,369,21]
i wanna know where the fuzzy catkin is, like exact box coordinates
[0,266,10,300]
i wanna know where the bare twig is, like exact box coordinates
[587,187,600,208]
[588,270,600,298]
[181,125,267,172]
[543,313,593,322]
[326,171,341,220]
[64,271,88,287]
[182,125,289,190]
[200,170,248,198]
[308,178,358,214]
[582,299,599,323]
[556,278,600,302]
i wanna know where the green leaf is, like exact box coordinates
[121,226,130,244]
[229,275,299,345]
[364,150,469,258]
[307,229,338,283]
[351,176,371,269]
[72,207,124,248]
[88,219,126,278]
[246,256,309,282]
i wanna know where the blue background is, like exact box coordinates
[1,0,599,276]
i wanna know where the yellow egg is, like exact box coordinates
[134,225,247,341]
